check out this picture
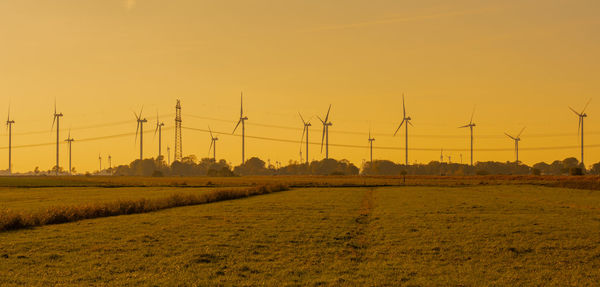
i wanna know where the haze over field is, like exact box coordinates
[0,0,599,173]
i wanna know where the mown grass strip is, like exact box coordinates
[0,184,288,232]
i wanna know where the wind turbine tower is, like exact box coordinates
[65,131,74,175]
[134,107,147,161]
[394,94,413,166]
[459,108,476,166]
[299,113,311,165]
[98,154,102,172]
[155,112,165,158]
[6,107,15,174]
[233,93,248,164]
[208,126,218,162]
[52,102,63,175]
[108,155,112,169]
[505,127,525,165]
[570,99,591,168]
[318,105,333,159]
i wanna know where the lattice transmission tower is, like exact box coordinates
[174,99,183,162]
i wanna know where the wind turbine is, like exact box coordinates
[299,113,311,165]
[232,93,248,164]
[108,155,112,170]
[6,106,15,174]
[154,112,165,159]
[65,130,74,175]
[459,107,476,166]
[318,105,333,159]
[98,154,102,172]
[505,127,525,165]
[208,126,218,162]
[393,94,413,166]
[570,99,591,168]
[51,101,63,175]
[368,130,375,165]
[134,107,147,161]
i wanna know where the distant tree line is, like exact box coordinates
[362,157,590,176]
[18,155,600,177]
[110,156,360,177]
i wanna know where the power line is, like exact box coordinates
[1,113,175,136]
[0,124,596,153]
[184,113,598,139]
[181,126,600,152]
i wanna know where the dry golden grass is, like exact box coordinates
[2,174,600,190]
[0,184,288,232]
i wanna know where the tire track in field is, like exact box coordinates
[335,188,377,265]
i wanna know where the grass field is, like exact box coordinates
[0,186,220,212]
[1,184,600,285]
[2,175,600,190]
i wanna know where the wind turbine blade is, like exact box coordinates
[299,112,306,125]
[135,122,140,144]
[317,116,324,124]
[469,106,476,124]
[408,120,414,127]
[517,127,526,137]
[51,115,56,132]
[325,104,331,122]
[240,92,244,117]
[505,133,515,140]
[569,106,581,116]
[300,127,306,152]
[458,124,469,128]
[393,119,405,136]
[402,94,406,118]
[139,106,144,119]
[208,140,213,156]
[209,126,214,139]
[233,119,242,134]
[578,117,581,135]
[582,98,592,113]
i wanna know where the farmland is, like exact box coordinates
[1,177,600,285]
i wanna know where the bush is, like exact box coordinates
[532,168,541,176]
[569,167,584,176]
[476,170,490,176]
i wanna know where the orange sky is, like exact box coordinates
[0,0,599,172]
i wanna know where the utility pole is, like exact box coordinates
[167,146,171,165]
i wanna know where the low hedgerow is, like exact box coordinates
[0,184,288,232]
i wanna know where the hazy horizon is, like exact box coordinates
[0,0,599,172]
